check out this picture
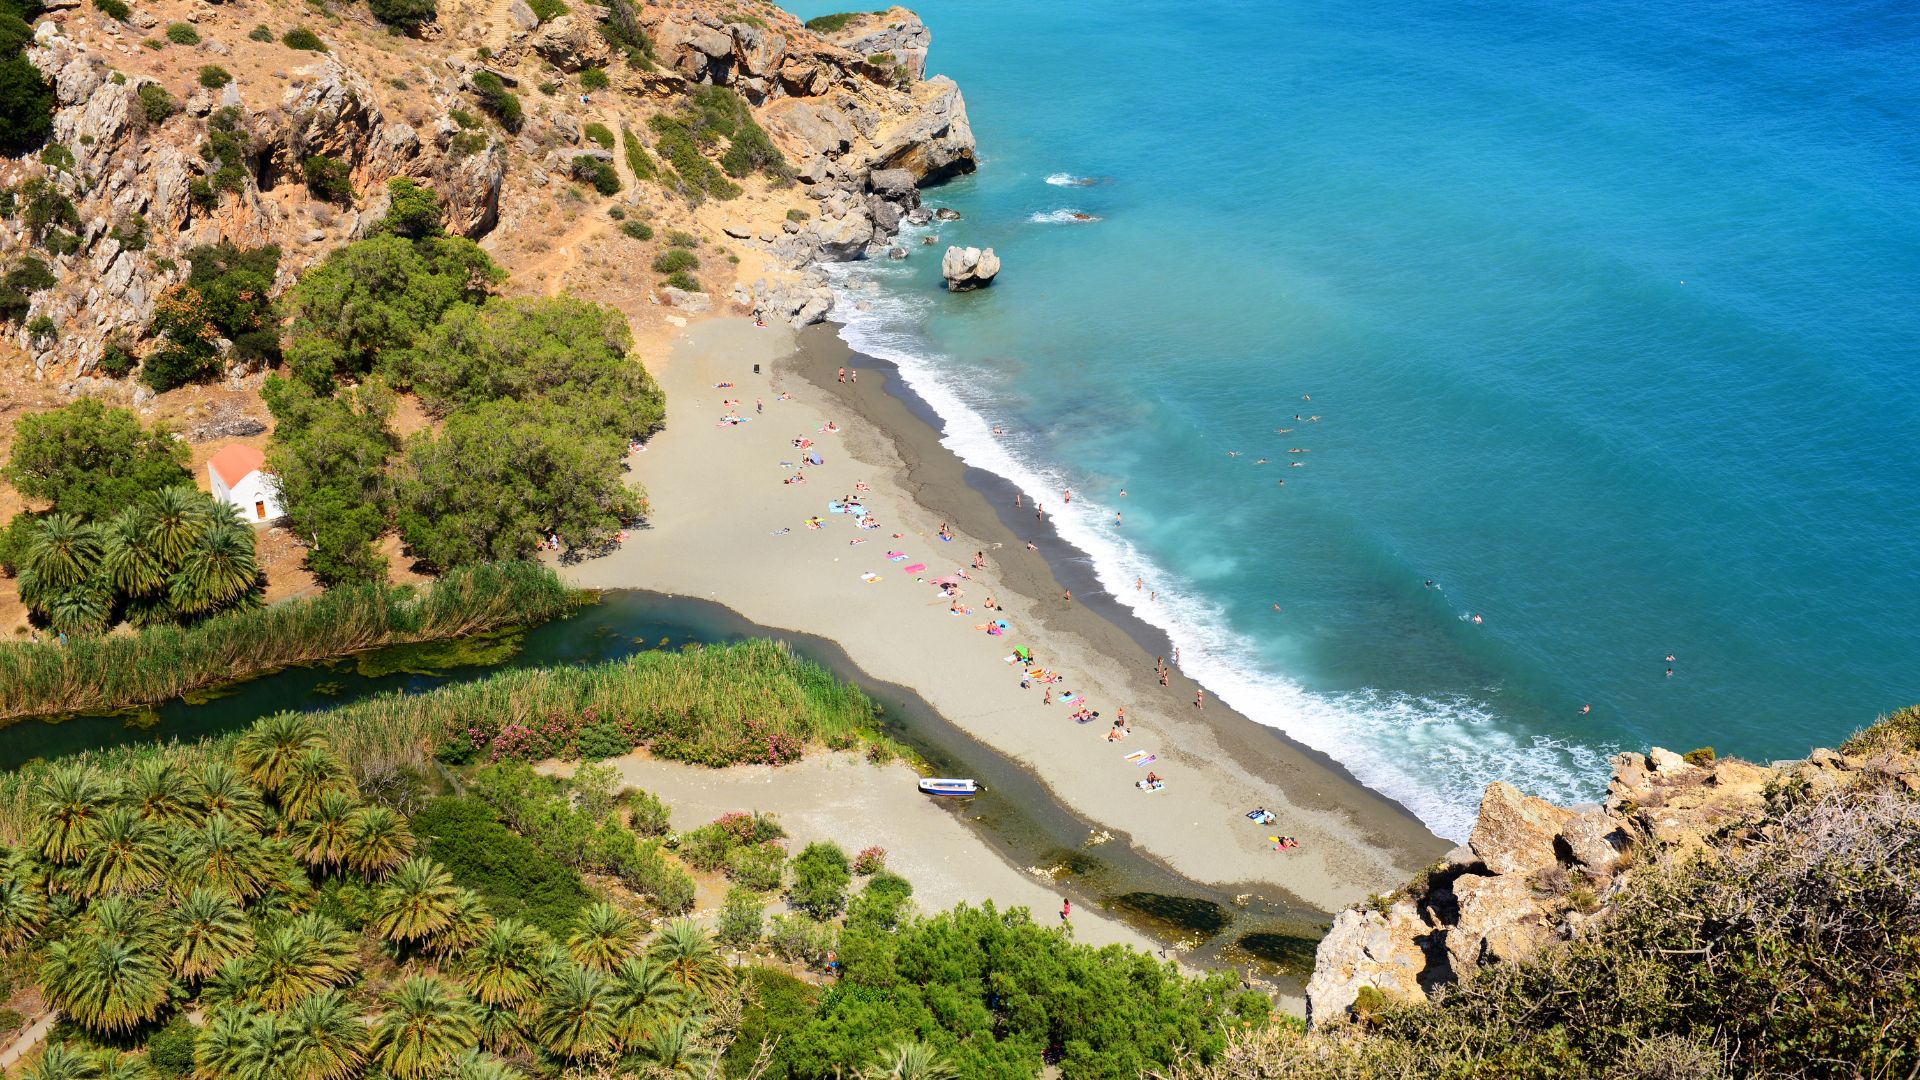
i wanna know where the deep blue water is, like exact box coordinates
[791,0,1920,837]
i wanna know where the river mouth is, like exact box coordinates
[0,588,1328,991]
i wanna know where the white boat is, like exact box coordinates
[918,778,978,797]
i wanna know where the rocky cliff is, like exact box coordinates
[1304,738,1920,1025]
[1,0,977,384]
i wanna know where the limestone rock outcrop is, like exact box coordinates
[810,7,933,81]
[1305,744,1904,1026]
[940,245,999,291]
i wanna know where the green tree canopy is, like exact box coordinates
[2,398,191,519]
[263,375,398,585]
[283,234,502,391]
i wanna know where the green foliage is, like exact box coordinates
[0,562,580,720]
[470,70,522,133]
[569,154,620,196]
[526,0,565,21]
[380,177,445,239]
[661,269,698,292]
[804,12,860,32]
[1841,703,1920,755]
[412,796,592,937]
[283,27,327,51]
[0,254,55,323]
[579,67,609,91]
[185,240,280,353]
[582,121,614,149]
[1681,746,1716,766]
[19,176,80,247]
[144,1018,197,1076]
[164,21,199,44]
[284,232,502,389]
[2,398,190,523]
[720,115,788,180]
[647,113,740,205]
[196,107,251,203]
[619,125,657,182]
[652,247,698,275]
[370,0,437,33]
[196,64,231,89]
[787,207,810,222]
[96,340,138,379]
[38,142,73,174]
[247,24,274,42]
[137,80,176,122]
[716,885,764,947]
[726,841,786,892]
[665,229,698,248]
[0,31,54,153]
[303,154,355,202]
[24,313,54,341]
[595,0,652,67]
[788,841,851,919]
[262,377,398,584]
[109,211,148,252]
[619,219,653,241]
[91,0,130,22]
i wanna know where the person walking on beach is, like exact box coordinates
[1064,488,1072,505]
[755,398,763,414]
[1195,688,1205,710]
[1064,589,1072,604]
[838,366,846,382]
[1061,898,1071,922]
[1044,688,1053,705]
[1015,493,1022,509]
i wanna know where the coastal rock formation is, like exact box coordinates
[1304,744,1902,1025]
[941,245,1000,290]
[811,7,933,81]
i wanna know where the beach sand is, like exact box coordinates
[567,317,1446,920]
[545,752,1163,955]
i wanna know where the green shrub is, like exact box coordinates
[470,70,522,133]
[198,107,250,198]
[720,116,787,180]
[39,142,74,174]
[575,718,629,760]
[450,107,480,129]
[788,841,851,918]
[19,177,80,249]
[526,0,566,21]
[648,113,740,204]
[369,0,437,33]
[619,219,653,241]
[142,37,162,50]
[661,269,698,292]
[302,154,354,203]
[282,27,327,51]
[91,0,130,22]
[379,177,443,239]
[726,841,786,892]
[786,208,809,222]
[1682,746,1716,766]
[109,212,148,251]
[597,0,652,67]
[619,125,657,183]
[607,206,625,220]
[197,64,231,89]
[248,24,274,42]
[626,788,671,837]
[570,154,620,196]
[651,248,698,275]
[0,255,55,323]
[582,121,614,149]
[25,313,55,341]
[136,82,176,124]
[412,796,593,937]
[665,229,698,248]
[164,21,199,45]
[146,1018,198,1077]
[716,885,764,947]
[580,66,609,91]
[678,822,732,872]
[96,340,139,378]
[1842,703,1920,755]
[803,12,860,33]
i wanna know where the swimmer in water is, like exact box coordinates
[1271,603,1282,613]
[1254,458,1268,464]
[1471,613,1484,625]
[1425,579,1435,588]
[1118,489,1128,497]
[1227,451,1242,458]
[1275,427,1293,434]
[1665,654,1676,663]
[1290,462,1304,468]
[1666,667,1674,677]
[1580,704,1591,715]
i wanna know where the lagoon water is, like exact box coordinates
[790,0,1920,837]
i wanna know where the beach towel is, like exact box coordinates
[1060,693,1081,704]
[807,453,824,465]
[939,535,953,542]
[902,563,926,573]
[995,620,1009,629]
[1136,779,1165,793]
[886,551,906,560]
[1124,751,1151,764]
[850,506,868,517]
[1003,654,1020,664]
[987,625,1003,636]
[829,502,847,513]
[1132,755,1157,767]
[860,572,881,583]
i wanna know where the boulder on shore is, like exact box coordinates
[941,245,999,291]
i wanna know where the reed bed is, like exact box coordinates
[0,562,585,722]
[0,639,883,843]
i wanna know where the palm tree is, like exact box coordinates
[289,790,357,869]
[42,586,113,637]
[18,1042,104,1080]
[18,513,103,593]
[373,857,461,945]
[0,861,50,947]
[247,914,355,1009]
[440,1049,526,1080]
[232,713,325,794]
[567,901,644,973]
[423,887,493,958]
[859,1041,958,1080]
[191,1006,264,1080]
[78,807,168,897]
[531,963,616,1060]
[97,505,165,599]
[276,746,351,822]
[370,976,482,1080]
[141,486,213,565]
[175,813,275,900]
[636,1015,715,1076]
[168,518,260,616]
[162,887,252,982]
[459,918,550,1009]
[607,954,686,1050]
[649,918,729,997]
[280,990,365,1080]
[341,805,413,875]
[121,755,204,828]
[39,931,171,1034]
[31,764,116,865]
[193,759,267,832]
[94,1051,151,1080]
[472,1001,528,1056]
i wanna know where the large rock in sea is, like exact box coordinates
[941,245,999,291]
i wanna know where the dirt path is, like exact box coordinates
[0,1010,58,1073]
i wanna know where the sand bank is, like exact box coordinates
[566,317,1445,920]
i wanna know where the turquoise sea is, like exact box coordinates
[789,0,1920,839]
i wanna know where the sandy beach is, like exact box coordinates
[567,317,1446,922]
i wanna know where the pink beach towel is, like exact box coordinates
[902,563,927,573]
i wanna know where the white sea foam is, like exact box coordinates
[1029,209,1102,224]
[819,267,1612,840]
[1044,172,1104,187]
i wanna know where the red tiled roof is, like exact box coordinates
[208,443,266,488]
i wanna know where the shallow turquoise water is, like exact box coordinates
[791,0,1920,837]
